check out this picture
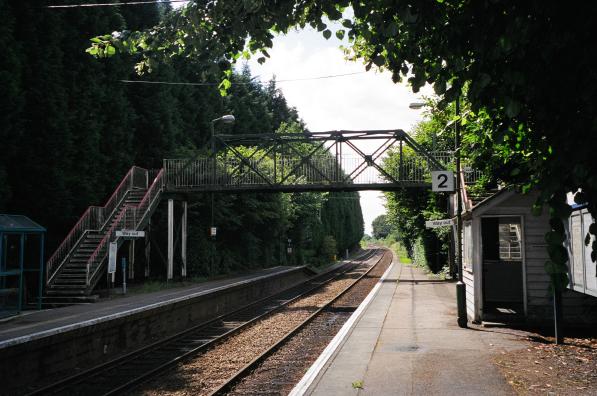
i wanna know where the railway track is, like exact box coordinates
[27,249,381,396]
[208,248,392,395]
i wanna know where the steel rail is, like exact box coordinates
[27,250,378,396]
[209,248,390,395]
[102,251,379,396]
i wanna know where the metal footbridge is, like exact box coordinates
[45,129,478,298]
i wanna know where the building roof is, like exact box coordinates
[469,187,512,212]
[0,214,46,233]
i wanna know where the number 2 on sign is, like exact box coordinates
[431,171,455,192]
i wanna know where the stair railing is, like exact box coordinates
[99,166,148,230]
[46,166,148,285]
[84,169,165,287]
[86,205,137,286]
[135,169,164,229]
[46,206,104,284]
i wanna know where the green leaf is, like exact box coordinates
[549,217,565,233]
[352,380,364,389]
[336,29,345,40]
[545,231,565,245]
[433,79,446,95]
[547,244,568,265]
[372,54,385,67]
[385,22,398,37]
[550,202,572,219]
[322,29,332,40]
[573,191,587,204]
[544,260,559,274]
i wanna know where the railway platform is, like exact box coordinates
[0,265,310,392]
[295,260,528,396]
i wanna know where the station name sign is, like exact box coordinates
[116,229,145,238]
[425,219,454,228]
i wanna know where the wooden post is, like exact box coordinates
[181,201,187,277]
[167,199,174,280]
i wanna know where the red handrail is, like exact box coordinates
[85,169,165,286]
[47,166,148,284]
[86,206,136,285]
[135,169,164,222]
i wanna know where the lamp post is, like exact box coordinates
[454,95,467,328]
[209,114,235,274]
[410,99,467,328]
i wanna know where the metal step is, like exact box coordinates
[48,283,88,289]
[62,269,88,274]
[68,259,89,265]
[53,280,87,286]
[80,243,100,248]
[45,182,154,301]
[56,273,87,279]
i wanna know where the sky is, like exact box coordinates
[174,2,431,235]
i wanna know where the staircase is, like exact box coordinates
[45,167,164,303]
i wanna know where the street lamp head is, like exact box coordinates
[212,114,235,124]
[408,102,426,110]
[220,114,235,124]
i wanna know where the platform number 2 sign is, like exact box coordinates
[431,171,455,192]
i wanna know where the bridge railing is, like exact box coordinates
[163,153,459,189]
[163,150,482,190]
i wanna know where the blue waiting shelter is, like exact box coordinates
[0,214,45,317]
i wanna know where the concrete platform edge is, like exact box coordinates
[0,266,303,350]
[289,259,395,396]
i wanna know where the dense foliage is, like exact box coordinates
[381,104,453,273]
[371,215,390,240]
[0,1,363,278]
[89,0,597,291]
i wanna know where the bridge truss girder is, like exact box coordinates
[164,129,450,193]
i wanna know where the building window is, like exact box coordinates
[498,219,522,261]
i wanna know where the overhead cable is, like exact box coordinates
[119,71,366,87]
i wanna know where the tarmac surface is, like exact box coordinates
[303,259,527,396]
[0,265,299,346]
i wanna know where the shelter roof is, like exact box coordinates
[0,214,46,233]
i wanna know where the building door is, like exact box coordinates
[481,216,524,318]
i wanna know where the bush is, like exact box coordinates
[412,232,448,273]
[320,235,337,261]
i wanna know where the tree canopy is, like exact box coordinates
[89,0,597,290]
[371,214,391,240]
[0,1,363,279]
